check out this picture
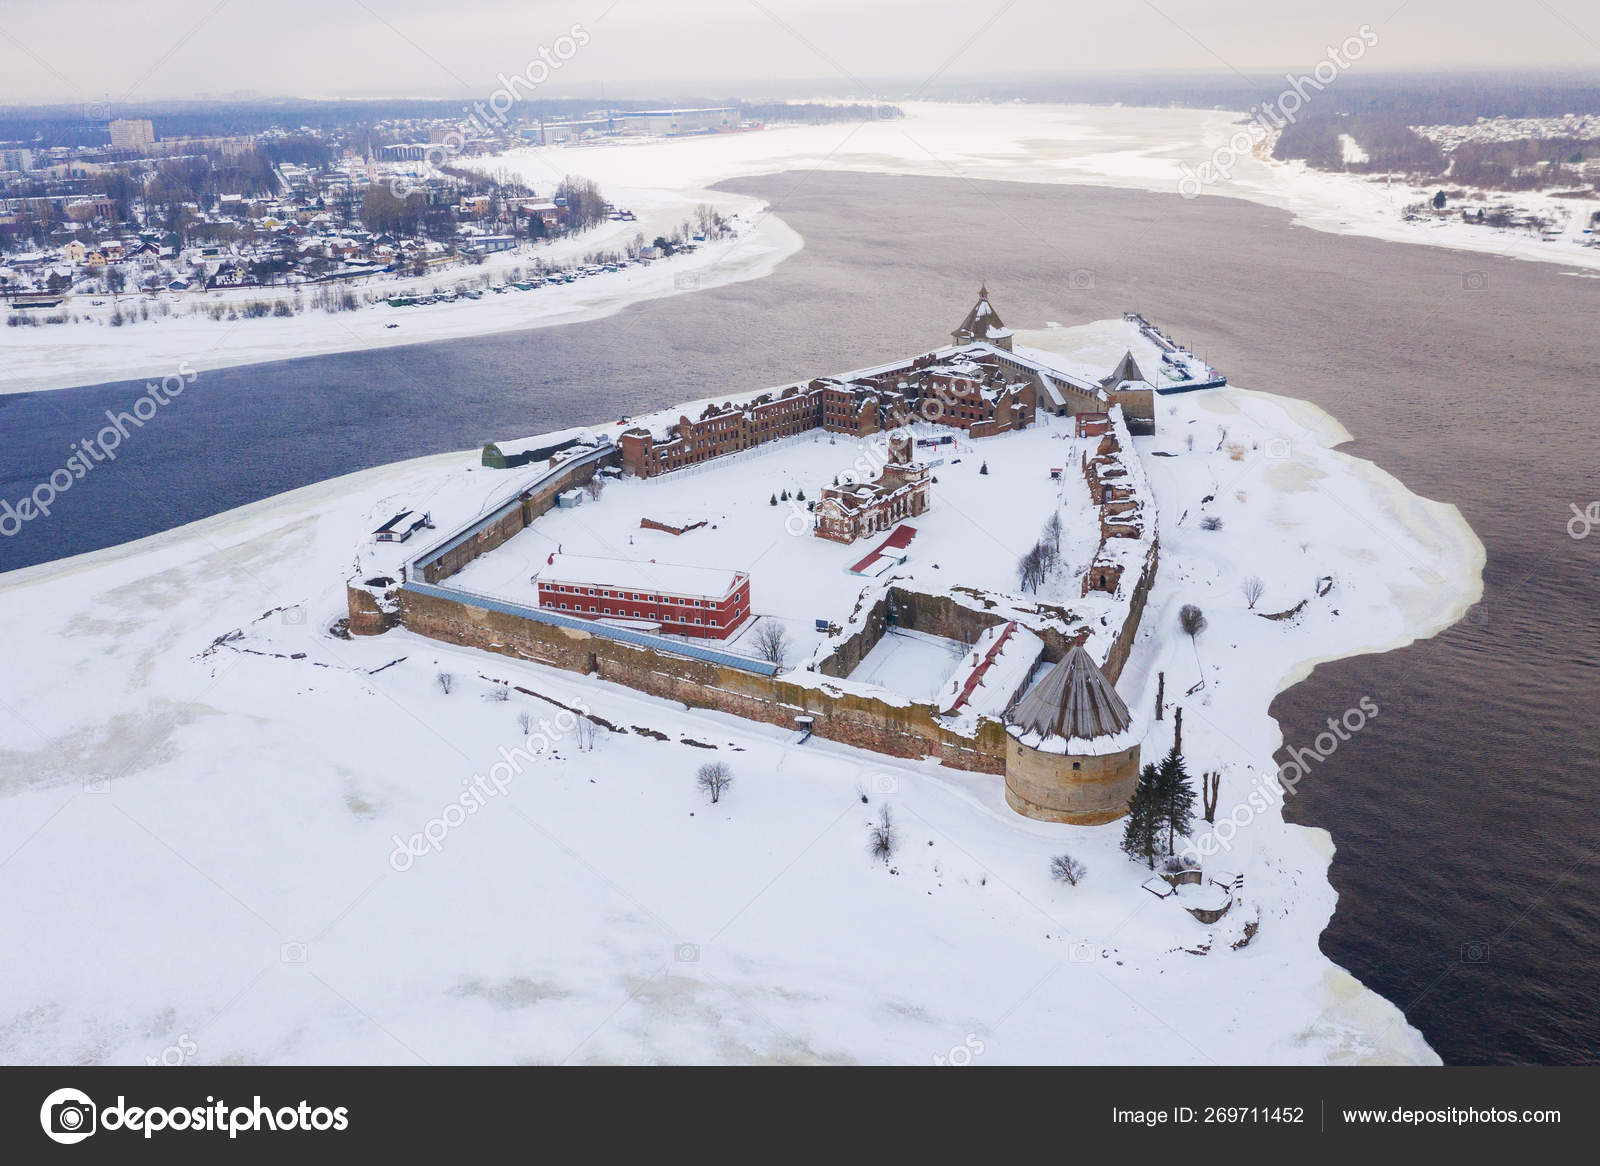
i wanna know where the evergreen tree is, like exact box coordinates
[1121,764,1162,869]
[769,493,778,506]
[979,461,989,475]
[796,488,805,501]
[1155,746,1197,854]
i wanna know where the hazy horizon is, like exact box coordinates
[4,0,1599,106]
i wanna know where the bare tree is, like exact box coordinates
[518,711,534,734]
[487,682,510,702]
[753,619,790,666]
[436,671,454,694]
[1200,515,1223,531]
[696,761,733,804]
[1018,543,1050,592]
[1241,576,1265,610]
[1050,854,1086,886]
[583,474,605,501]
[867,804,897,863]
[1043,511,1063,554]
[1179,604,1207,681]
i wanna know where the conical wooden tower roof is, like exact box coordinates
[952,284,1004,342]
[1101,349,1147,387]
[1006,645,1131,741]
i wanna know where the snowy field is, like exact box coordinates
[850,629,969,703]
[0,319,1484,1064]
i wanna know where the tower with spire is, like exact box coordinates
[950,283,1013,351]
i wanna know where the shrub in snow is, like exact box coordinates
[1050,854,1086,886]
[867,804,897,863]
[696,762,733,804]
[1241,576,1265,609]
[436,672,454,694]
[1201,515,1223,531]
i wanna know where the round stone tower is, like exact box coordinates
[1002,645,1141,824]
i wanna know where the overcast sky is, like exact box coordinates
[3,0,1597,104]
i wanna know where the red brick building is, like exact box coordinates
[613,290,1126,481]
[814,436,932,544]
[535,553,751,639]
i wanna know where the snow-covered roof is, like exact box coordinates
[953,284,1008,341]
[939,621,1045,721]
[538,553,744,599]
[1006,645,1132,747]
[1100,350,1150,389]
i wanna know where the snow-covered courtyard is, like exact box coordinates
[450,415,1106,670]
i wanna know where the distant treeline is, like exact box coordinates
[736,101,903,124]
[916,72,1600,126]
[1272,111,1600,189]
[1272,114,1445,174]
[0,97,903,149]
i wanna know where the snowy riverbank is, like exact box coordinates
[480,102,1600,275]
[0,190,800,396]
[0,321,1481,1064]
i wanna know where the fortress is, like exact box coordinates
[348,291,1167,825]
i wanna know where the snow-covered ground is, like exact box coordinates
[447,418,1109,669]
[12,100,1597,397]
[0,319,1483,1065]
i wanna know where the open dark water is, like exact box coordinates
[2,171,1597,1063]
